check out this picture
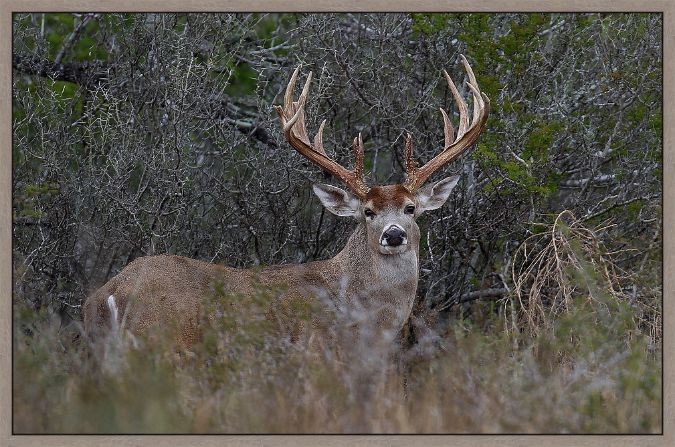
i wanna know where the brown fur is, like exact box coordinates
[363,185,414,211]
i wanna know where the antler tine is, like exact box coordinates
[404,132,417,179]
[353,133,365,181]
[275,66,300,131]
[297,70,312,108]
[289,71,313,145]
[313,119,327,156]
[460,54,482,124]
[275,67,369,198]
[403,55,490,193]
[439,108,455,149]
[443,69,469,141]
[466,82,485,125]
[284,67,300,110]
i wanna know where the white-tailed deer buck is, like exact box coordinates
[84,55,489,349]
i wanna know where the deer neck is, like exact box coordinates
[330,222,419,333]
[336,221,419,282]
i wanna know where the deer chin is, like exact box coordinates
[378,242,409,255]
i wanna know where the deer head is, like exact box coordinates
[274,55,490,258]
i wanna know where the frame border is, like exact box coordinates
[1,2,672,446]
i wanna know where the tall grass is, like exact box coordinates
[13,212,661,433]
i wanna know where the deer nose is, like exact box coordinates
[382,226,407,247]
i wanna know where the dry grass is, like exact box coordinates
[511,211,659,343]
[13,212,661,434]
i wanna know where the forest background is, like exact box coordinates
[11,13,663,433]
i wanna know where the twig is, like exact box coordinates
[582,195,657,222]
[55,14,100,65]
[459,287,509,303]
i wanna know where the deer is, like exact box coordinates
[83,55,489,353]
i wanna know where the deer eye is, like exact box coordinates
[405,205,416,215]
[364,208,375,219]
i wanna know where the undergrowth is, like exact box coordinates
[13,212,661,434]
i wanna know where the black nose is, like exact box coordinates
[383,227,407,246]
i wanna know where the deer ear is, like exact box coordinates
[416,175,460,212]
[312,183,361,217]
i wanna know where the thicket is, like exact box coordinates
[12,13,662,433]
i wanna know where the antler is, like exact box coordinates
[274,66,370,199]
[403,55,490,192]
